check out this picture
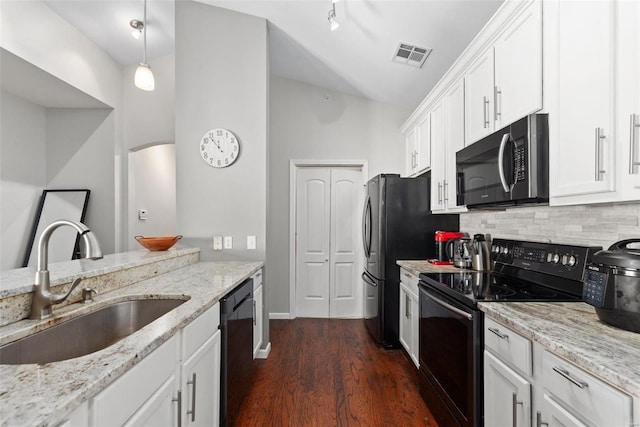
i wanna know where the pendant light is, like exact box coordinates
[134,0,155,91]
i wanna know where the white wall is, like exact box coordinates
[0,92,46,269]
[0,1,123,256]
[128,144,177,250]
[122,53,176,249]
[175,2,267,262]
[267,76,409,315]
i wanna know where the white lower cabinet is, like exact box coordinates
[399,268,419,368]
[485,317,635,427]
[90,303,221,427]
[252,269,263,358]
[484,351,531,427]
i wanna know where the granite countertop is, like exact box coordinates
[479,302,640,398]
[0,260,263,427]
[397,260,472,276]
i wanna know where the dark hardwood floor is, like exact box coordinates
[234,318,439,427]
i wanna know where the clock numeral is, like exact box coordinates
[217,160,222,166]
[201,144,205,151]
[233,145,238,152]
[210,158,213,164]
[225,158,229,165]
[208,132,214,139]
[216,130,223,136]
[203,152,208,160]
[231,137,236,143]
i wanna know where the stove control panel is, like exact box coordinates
[491,239,602,281]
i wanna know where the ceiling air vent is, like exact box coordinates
[392,43,432,68]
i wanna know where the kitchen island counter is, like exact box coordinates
[0,258,263,427]
[479,302,640,398]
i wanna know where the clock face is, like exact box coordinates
[199,128,240,168]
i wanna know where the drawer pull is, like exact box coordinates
[536,411,548,427]
[187,373,197,421]
[512,392,523,427]
[488,327,509,340]
[403,273,412,279]
[172,390,182,427]
[553,366,588,389]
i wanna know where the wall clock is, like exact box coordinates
[199,128,240,168]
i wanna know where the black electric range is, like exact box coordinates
[416,238,602,427]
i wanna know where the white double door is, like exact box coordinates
[295,167,364,318]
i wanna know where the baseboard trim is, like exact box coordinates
[269,312,291,320]
[255,342,271,359]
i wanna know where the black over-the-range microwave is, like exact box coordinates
[456,113,549,208]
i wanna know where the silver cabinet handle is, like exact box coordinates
[494,86,502,120]
[512,392,523,427]
[172,390,182,427]
[488,327,509,339]
[406,293,411,319]
[553,366,589,389]
[483,96,490,128]
[536,411,548,427]
[630,114,640,174]
[403,273,412,279]
[438,181,443,204]
[253,300,257,326]
[187,373,197,421]
[595,127,606,181]
[443,180,449,202]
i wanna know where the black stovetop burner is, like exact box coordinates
[419,238,603,308]
[420,271,582,306]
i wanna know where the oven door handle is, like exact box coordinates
[424,289,472,320]
[498,133,512,193]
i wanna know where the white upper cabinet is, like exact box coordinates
[404,113,431,176]
[617,0,640,193]
[548,0,640,204]
[547,0,615,199]
[430,99,446,211]
[465,49,495,145]
[493,1,542,129]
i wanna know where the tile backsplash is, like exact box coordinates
[460,202,640,249]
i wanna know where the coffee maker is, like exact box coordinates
[433,231,467,265]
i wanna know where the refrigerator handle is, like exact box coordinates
[362,196,372,257]
[361,271,377,287]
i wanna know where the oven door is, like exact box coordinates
[419,283,482,427]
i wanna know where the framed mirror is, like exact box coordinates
[22,189,91,268]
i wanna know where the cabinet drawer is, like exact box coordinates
[484,317,532,376]
[400,268,419,295]
[542,350,632,426]
[253,269,263,290]
[92,335,178,426]
[183,302,219,359]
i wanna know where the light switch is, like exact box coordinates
[213,236,223,250]
[224,236,233,249]
[138,209,148,220]
[247,235,256,250]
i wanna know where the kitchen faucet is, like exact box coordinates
[29,219,103,320]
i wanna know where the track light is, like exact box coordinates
[328,2,339,31]
[134,0,155,91]
[130,19,143,40]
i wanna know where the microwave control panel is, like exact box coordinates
[513,138,526,182]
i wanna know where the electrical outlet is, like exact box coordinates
[223,236,233,249]
[247,235,256,250]
[138,209,148,220]
[213,236,223,250]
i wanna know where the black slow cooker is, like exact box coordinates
[583,239,640,333]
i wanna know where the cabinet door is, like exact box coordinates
[408,290,419,368]
[181,332,221,427]
[484,351,531,427]
[617,0,640,192]
[253,284,263,358]
[405,127,418,176]
[465,49,494,144]
[549,0,615,198]
[399,284,412,356]
[539,394,587,427]
[444,79,465,210]
[494,1,542,128]
[430,100,446,211]
[416,114,431,172]
[124,375,178,427]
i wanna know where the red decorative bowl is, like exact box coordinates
[135,235,182,251]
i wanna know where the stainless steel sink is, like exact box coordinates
[0,298,187,365]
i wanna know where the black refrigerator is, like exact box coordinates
[362,173,459,347]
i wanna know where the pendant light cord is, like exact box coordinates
[143,0,147,64]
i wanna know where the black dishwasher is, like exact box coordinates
[220,278,254,427]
